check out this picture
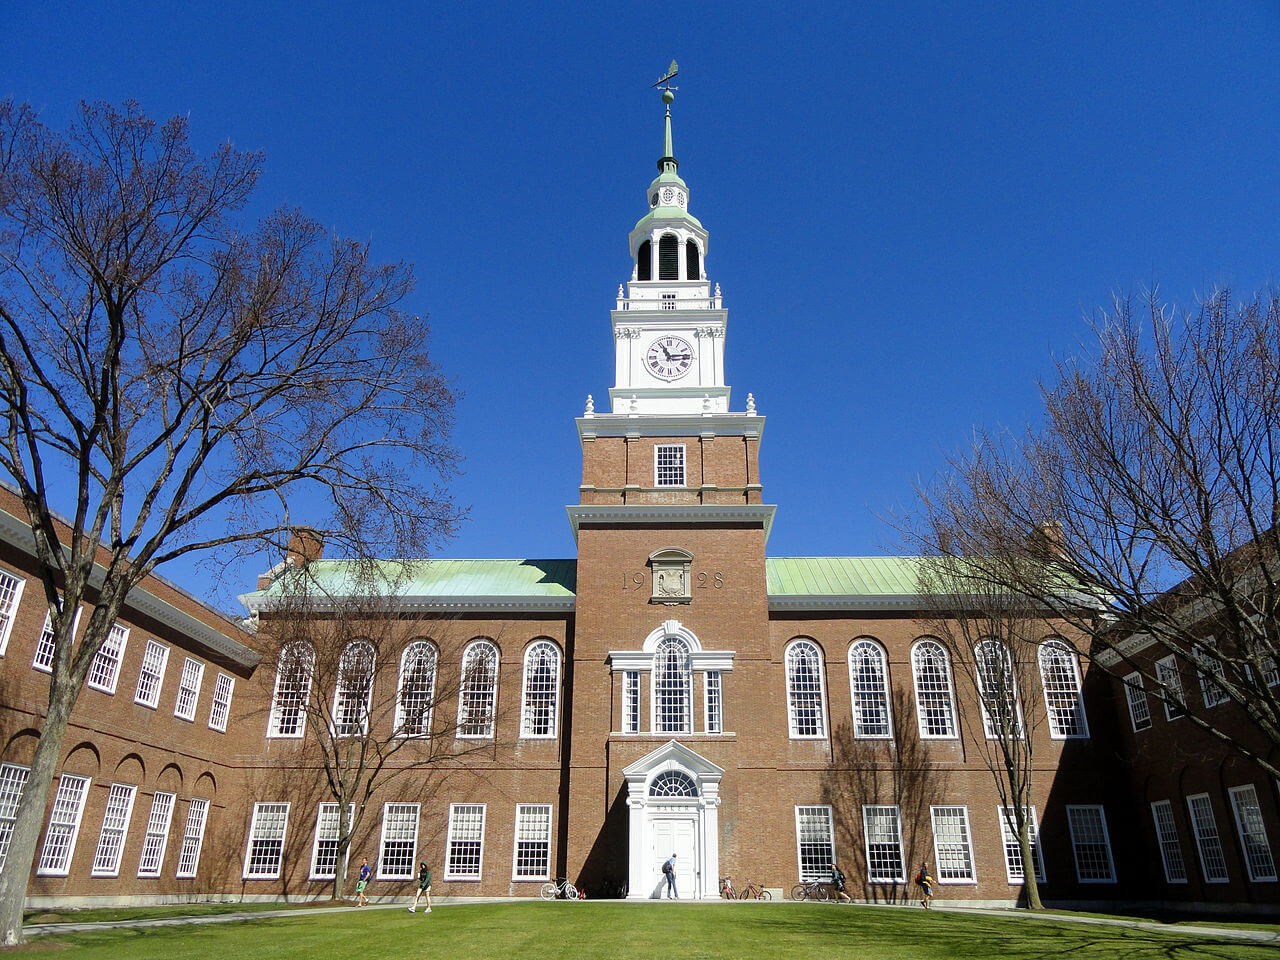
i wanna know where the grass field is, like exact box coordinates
[23,900,343,925]
[14,902,1279,959]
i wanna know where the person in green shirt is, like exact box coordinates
[830,863,852,902]
[408,862,433,913]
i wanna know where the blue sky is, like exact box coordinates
[4,2,1278,611]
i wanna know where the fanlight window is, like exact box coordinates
[786,640,827,738]
[975,639,1023,739]
[458,640,498,738]
[658,233,679,280]
[653,636,692,734]
[849,639,892,738]
[396,641,437,737]
[333,641,376,736]
[637,240,652,281]
[910,640,957,738]
[520,641,561,738]
[649,771,698,798]
[268,641,315,738]
[1038,639,1089,738]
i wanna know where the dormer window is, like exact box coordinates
[658,233,679,280]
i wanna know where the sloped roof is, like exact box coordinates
[765,557,925,597]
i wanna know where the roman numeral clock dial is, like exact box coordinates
[644,336,695,381]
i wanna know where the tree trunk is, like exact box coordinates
[1017,823,1044,910]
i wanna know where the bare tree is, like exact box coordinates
[0,100,458,943]
[905,290,1280,782]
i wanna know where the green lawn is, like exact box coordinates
[14,902,1278,959]
[23,900,345,925]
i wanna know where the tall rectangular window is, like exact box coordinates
[174,657,205,721]
[91,782,138,877]
[175,798,209,878]
[87,623,129,694]
[1150,800,1188,883]
[134,639,169,709]
[1155,655,1185,720]
[378,803,420,880]
[310,803,353,880]
[862,805,906,883]
[654,444,686,487]
[0,570,25,656]
[998,806,1045,883]
[929,805,975,883]
[704,671,723,733]
[1195,644,1229,708]
[622,671,641,734]
[1185,793,1229,883]
[0,763,31,872]
[1123,672,1151,732]
[243,802,290,879]
[208,673,235,732]
[1066,805,1116,883]
[137,791,176,878]
[445,803,486,880]
[1227,784,1277,882]
[794,805,835,881]
[38,773,91,876]
[512,804,552,881]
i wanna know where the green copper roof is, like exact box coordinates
[249,559,577,602]
[765,557,927,596]
[633,206,704,232]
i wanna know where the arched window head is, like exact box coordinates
[974,639,1023,739]
[849,639,892,739]
[333,640,375,737]
[658,233,679,280]
[637,240,652,282]
[653,636,692,734]
[786,639,827,739]
[910,639,957,739]
[649,770,698,797]
[1038,639,1089,739]
[685,239,700,281]
[269,640,315,738]
[396,640,437,737]
[520,641,561,739]
[458,640,498,739]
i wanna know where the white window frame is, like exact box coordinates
[651,635,693,735]
[1227,784,1277,883]
[136,790,176,878]
[208,673,235,732]
[997,805,1046,883]
[785,639,828,740]
[1038,639,1090,739]
[37,773,92,876]
[1150,799,1188,884]
[0,763,31,872]
[519,640,561,739]
[0,569,26,656]
[794,805,836,882]
[173,657,204,721]
[1065,805,1117,883]
[308,802,354,881]
[862,804,907,883]
[444,803,486,881]
[1155,655,1186,720]
[1185,793,1229,883]
[929,805,976,884]
[33,606,80,673]
[242,801,290,880]
[849,638,893,739]
[654,443,686,487]
[332,640,376,737]
[395,640,437,737]
[457,640,499,739]
[175,798,210,878]
[86,623,129,695]
[1123,672,1151,732]
[704,670,723,734]
[90,782,138,877]
[910,639,958,739]
[622,670,641,734]
[974,639,1023,739]
[267,641,314,738]
[133,639,170,709]
[377,802,420,880]
[1195,641,1230,708]
[511,803,552,882]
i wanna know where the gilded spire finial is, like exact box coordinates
[653,61,679,172]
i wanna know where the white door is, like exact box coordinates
[651,817,697,898]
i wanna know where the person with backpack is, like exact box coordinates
[661,853,678,899]
[830,863,852,902]
[915,864,935,909]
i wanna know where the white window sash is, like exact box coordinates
[1150,799,1189,884]
[242,802,290,880]
[910,641,958,739]
[793,805,836,882]
[377,802,420,880]
[267,644,313,738]
[998,805,1046,883]
[136,791,176,878]
[704,671,723,734]
[0,763,32,872]
[519,642,560,739]
[86,624,130,694]
[849,640,893,739]
[1227,784,1278,883]
[511,803,552,881]
[1185,793,1229,884]
[1038,641,1090,739]
[1066,805,1117,883]
[862,804,906,883]
[929,805,976,884]
[394,641,437,737]
[174,657,205,721]
[654,443,687,487]
[0,570,26,656]
[37,774,92,876]
[133,639,170,709]
[175,798,210,878]
[1155,656,1186,720]
[1123,672,1151,732]
[208,673,235,732]
[456,642,499,739]
[444,803,487,880]
[785,640,828,740]
[90,782,138,877]
[622,670,641,734]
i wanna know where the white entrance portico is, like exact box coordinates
[623,740,724,900]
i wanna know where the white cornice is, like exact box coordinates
[577,413,765,441]
[567,504,777,544]
[609,649,735,671]
[242,593,576,616]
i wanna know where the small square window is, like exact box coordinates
[655,445,686,487]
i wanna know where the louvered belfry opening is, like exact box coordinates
[658,233,679,280]
[685,239,700,280]
[637,240,652,281]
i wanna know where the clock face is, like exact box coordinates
[645,336,694,381]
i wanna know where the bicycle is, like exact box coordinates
[790,880,831,901]
[539,877,580,900]
[738,879,772,900]
[720,877,736,899]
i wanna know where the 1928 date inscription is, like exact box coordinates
[624,572,723,589]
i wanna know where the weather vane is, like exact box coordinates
[653,60,679,101]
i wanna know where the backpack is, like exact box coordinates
[662,859,672,875]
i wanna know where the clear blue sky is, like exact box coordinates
[4,2,1278,611]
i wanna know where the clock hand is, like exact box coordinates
[668,354,691,361]
[660,344,672,360]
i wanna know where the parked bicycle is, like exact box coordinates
[720,876,736,899]
[790,880,831,901]
[738,879,772,900]
[539,877,581,901]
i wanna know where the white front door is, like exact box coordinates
[651,817,697,898]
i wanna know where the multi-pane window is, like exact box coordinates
[38,773,91,876]
[1150,800,1188,883]
[512,804,552,881]
[0,570,25,655]
[268,641,315,738]
[33,612,57,672]
[1260,655,1279,688]
[650,772,698,797]
[704,671,723,733]
[310,803,353,880]
[654,444,686,487]
[0,763,30,871]
[445,803,486,880]
[378,803,420,880]
[653,636,692,734]
[174,657,205,721]
[862,805,906,883]
[91,782,137,877]
[622,671,641,734]
[795,805,835,882]
[1185,793,1229,883]
[1122,672,1151,732]
[396,640,437,737]
[786,640,826,739]
[975,640,1022,739]
[137,791,176,878]
[333,640,375,736]
[911,640,958,738]
[87,624,130,694]
[849,639,891,738]
[1038,640,1089,738]
[998,806,1046,882]
[520,641,560,738]
[930,806,976,883]
[243,802,290,879]
[208,673,235,732]
[1195,643,1230,708]
[134,639,169,709]
[1066,805,1116,883]
[1227,784,1277,882]
[175,798,209,878]
[1155,655,1186,720]
[458,640,498,738]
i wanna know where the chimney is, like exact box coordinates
[286,527,324,567]
[1029,521,1067,560]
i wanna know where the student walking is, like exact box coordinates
[661,854,678,899]
[408,862,432,913]
[355,858,373,907]
[915,864,935,909]
[830,863,852,902]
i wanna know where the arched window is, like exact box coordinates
[658,233,679,280]
[637,239,652,281]
[786,639,827,738]
[458,640,498,738]
[520,641,561,739]
[268,640,314,738]
[653,636,692,734]
[395,640,437,737]
[685,239,700,280]
[849,639,892,738]
[1039,639,1089,739]
[649,771,698,797]
[333,640,375,736]
[974,639,1023,739]
[910,640,957,739]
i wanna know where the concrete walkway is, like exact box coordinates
[21,898,1280,945]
